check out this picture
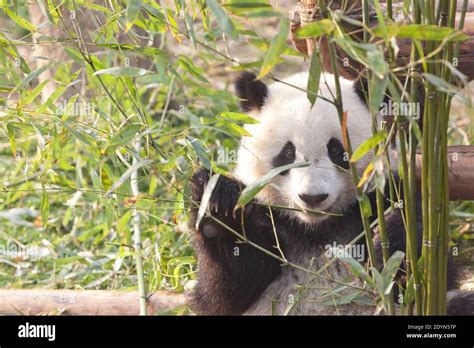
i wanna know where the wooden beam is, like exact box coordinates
[416,145,474,201]
[0,289,188,316]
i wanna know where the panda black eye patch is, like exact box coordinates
[327,137,349,170]
[272,141,296,175]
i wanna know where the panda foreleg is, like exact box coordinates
[188,168,282,315]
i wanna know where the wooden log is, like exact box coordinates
[0,289,188,316]
[416,145,474,201]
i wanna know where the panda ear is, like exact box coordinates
[235,72,268,112]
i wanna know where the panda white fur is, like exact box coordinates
[188,71,472,315]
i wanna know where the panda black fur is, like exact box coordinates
[188,71,473,315]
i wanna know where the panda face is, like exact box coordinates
[234,72,375,225]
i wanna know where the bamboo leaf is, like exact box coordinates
[93,67,151,77]
[65,126,96,147]
[332,248,374,286]
[307,51,322,107]
[295,19,334,39]
[358,194,373,218]
[381,250,405,287]
[40,188,49,227]
[126,0,143,32]
[206,0,238,39]
[221,121,252,136]
[374,24,469,42]
[237,161,309,207]
[218,112,259,124]
[15,63,52,91]
[106,159,153,195]
[6,123,17,159]
[188,137,212,170]
[3,8,37,32]
[368,74,388,113]
[107,124,142,149]
[257,18,289,79]
[351,131,387,163]
[195,173,220,230]
[21,79,50,105]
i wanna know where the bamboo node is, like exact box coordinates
[423,240,438,247]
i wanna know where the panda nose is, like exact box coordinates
[298,193,329,206]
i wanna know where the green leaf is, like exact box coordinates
[21,79,50,105]
[351,131,387,163]
[237,161,309,207]
[307,52,322,107]
[424,73,460,95]
[6,123,16,159]
[40,188,49,227]
[368,74,388,113]
[370,267,385,296]
[117,210,133,233]
[332,249,373,286]
[3,8,37,32]
[374,24,469,42]
[188,137,212,170]
[206,0,238,39]
[195,173,220,230]
[218,112,259,124]
[107,124,142,149]
[126,0,143,32]
[221,121,252,136]
[93,67,151,77]
[359,194,373,219]
[64,47,86,65]
[65,126,96,147]
[258,18,289,79]
[295,19,334,39]
[381,250,405,287]
[15,63,52,92]
[106,159,153,195]
[366,49,389,79]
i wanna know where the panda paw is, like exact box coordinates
[189,168,243,237]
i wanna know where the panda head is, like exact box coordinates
[233,71,376,225]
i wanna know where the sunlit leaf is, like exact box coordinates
[206,0,238,39]
[237,161,309,207]
[351,131,387,163]
[257,18,289,79]
[93,67,151,77]
[295,19,334,39]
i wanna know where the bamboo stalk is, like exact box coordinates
[131,139,148,316]
[406,0,423,316]
[323,1,378,271]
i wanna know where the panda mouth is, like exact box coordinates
[295,211,330,225]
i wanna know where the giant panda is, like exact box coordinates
[188,71,473,315]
